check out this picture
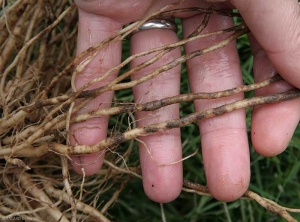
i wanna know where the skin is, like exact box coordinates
[71,0,300,203]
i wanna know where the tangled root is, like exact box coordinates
[0,1,299,221]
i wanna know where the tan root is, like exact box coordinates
[0,0,299,221]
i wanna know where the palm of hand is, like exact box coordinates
[71,0,300,203]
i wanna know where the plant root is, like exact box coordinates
[0,1,299,221]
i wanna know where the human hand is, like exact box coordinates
[71,0,300,203]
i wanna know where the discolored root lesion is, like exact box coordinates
[0,0,299,221]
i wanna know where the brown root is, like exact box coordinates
[0,0,299,221]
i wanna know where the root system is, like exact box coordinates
[0,1,299,221]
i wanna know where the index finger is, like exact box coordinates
[231,0,300,88]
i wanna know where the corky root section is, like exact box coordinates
[0,0,299,221]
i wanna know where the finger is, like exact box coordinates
[231,0,300,88]
[70,9,123,176]
[249,34,300,157]
[130,28,182,203]
[182,13,250,201]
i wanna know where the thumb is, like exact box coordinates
[231,0,300,88]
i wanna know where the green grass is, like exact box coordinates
[103,19,300,222]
